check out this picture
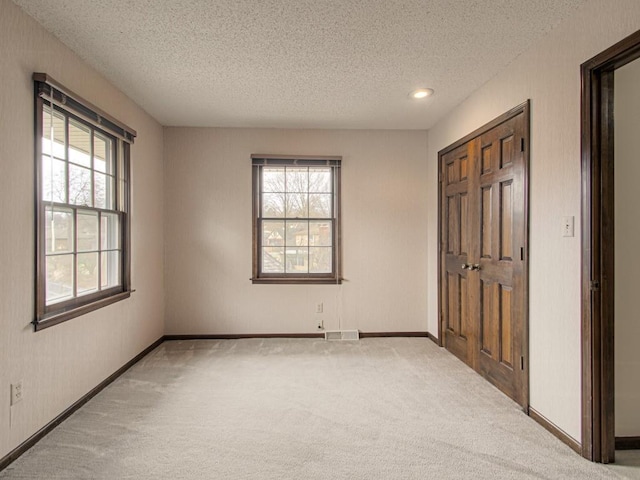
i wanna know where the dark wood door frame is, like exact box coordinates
[437,101,530,411]
[581,29,640,463]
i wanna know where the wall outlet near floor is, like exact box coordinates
[316,303,323,314]
[11,381,23,406]
[317,319,324,330]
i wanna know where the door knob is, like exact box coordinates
[469,264,481,271]
[461,264,468,270]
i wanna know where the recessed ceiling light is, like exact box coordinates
[410,88,434,99]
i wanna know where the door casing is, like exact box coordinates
[580,28,640,463]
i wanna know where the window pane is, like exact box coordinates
[263,167,285,192]
[94,132,114,174]
[42,107,66,159]
[101,213,120,250]
[262,192,285,218]
[286,167,308,193]
[45,207,74,254]
[262,220,284,246]
[310,247,332,273]
[309,221,332,246]
[46,254,74,304]
[69,119,92,168]
[285,247,308,273]
[309,194,331,218]
[286,193,308,218]
[286,221,308,246]
[262,247,284,273]
[42,156,67,203]
[77,252,99,295]
[69,164,93,206]
[309,168,332,193]
[77,210,99,252]
[95,172,115,210]
[101,250,120,289]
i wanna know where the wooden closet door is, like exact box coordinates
[439,103,529,408]
[441,142,478,367]
[475,112,526,405]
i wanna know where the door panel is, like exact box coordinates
[441,144,475,365]
[439,104,528,408]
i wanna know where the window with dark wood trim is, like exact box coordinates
[251,155,342,284]
[33,73,136,330]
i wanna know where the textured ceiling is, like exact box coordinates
[13,0,586,129]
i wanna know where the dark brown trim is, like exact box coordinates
[164,333,325,340]
[33,73,137,140]
[580,28,640,464]
[438,102,530,157]
[164,332,431,341]
[251,157,342,284]
[529,407,582,454]
[426,332,441,346]
[34,80,133,331]
[251,154,342,162]
[359,332,428,338]
[34,291,132,331]
[615,437,640,450]
[251,278,343,285]
[0,337,163,472]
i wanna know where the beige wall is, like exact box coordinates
[426,0,640,442]
[0,0,165,459]
[164,128,428,335]
[614,59,640,438]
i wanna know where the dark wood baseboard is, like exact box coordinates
[359,331,428,338]
[164,333,324,340]
[0,337,164,472]
[426,332,441,346]
[165,332,430,341]
[529,407,581,454]
[615,436,640,450]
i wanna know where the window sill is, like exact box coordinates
[34,291,132,331]
[251,278,342,285]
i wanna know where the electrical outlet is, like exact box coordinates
[316,303,323,314]
[317,319,324,330]
[11,381,23,406]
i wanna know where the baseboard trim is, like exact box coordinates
[426,332,441,346]
[163,333,324,340]
[0,336,164,472]
[529,407,581,454]
[359,332,428,338]
[165,332,430,340]
[615,436,640,450]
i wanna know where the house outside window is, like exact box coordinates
[33,73,136,330]
[251,154,341,284]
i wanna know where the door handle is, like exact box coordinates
[461,263,468,270]
[469,264,481,271]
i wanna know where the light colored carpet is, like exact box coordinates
[0,338,637,479]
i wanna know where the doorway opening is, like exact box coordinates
[581,29,640,463]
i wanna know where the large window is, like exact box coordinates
[252,155,342,284]
[34,73,136,330]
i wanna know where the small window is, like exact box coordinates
[34,73,136,330]
[252,155,342,284]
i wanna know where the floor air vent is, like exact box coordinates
[324,330,360,341]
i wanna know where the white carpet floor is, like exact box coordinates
[0,338,638,479]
